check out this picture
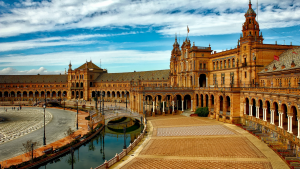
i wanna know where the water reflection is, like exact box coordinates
[38,119,142,169]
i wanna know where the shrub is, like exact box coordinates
[195,107,209,117]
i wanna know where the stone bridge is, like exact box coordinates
[92,108,144,125]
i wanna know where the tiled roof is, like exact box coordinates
[260,47,300,73]
[76,61,101,70]
[95,70,170,82]
[0,75,68,83]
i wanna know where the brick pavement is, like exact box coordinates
[121,158,273,169]
[112,115,289,169]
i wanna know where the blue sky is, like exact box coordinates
[1,0,300,75]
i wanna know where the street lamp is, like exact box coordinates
[43,104,46,145]
[125,91,127,111]
[63,93,65,110]
[44,90,47,105]
[35,90,37,105]
[102,92,105,115]
[77,95,79,130]
[59,90,62,105]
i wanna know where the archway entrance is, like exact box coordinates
[184,95,191,110]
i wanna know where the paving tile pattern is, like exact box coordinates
[121,158,273,169]
[151,118,211,127]
[155,125,237,137]
[140,137,266,158]
[0,109,52,143]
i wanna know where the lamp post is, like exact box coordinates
[35,90,37,105]
[44,90,47,105]
[77,95,79,130]
[63,93,65,110]
[102,92,105,115]
[59,90,62,105]
[125,91,127,111]
[19,93,21,107]
[43,104,46,145]
[95,91,97,111]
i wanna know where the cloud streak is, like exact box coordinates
[1,0,300,38]
[0,67,64,75]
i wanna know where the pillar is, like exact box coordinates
[249,105,253,116]
[223,99,227,114]
[270,110,275,124]
[200,96,202,107]
[279,112,283,128]
[163,101,165,112]
[39,92,41,97]
[244,103,246,114]
[203,98,206,108]
[198,77,199,87]
[206,77,208,87]
[152,101,155,113]
[181,100,184,111]
[172,101,174,112]
[288,115,293,133]
[263,108,267,121]
[298,117,300,138]
[191,100,193,112]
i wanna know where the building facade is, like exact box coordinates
[0,0,300,146]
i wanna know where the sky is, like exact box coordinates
[1,0,300,75]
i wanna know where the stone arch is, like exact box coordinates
[80,91,83,99]
[116,91,120,98]
[200,94,204,107]
[112,91,116,98]
[251,98,256,117]
[195,94,199,107]
[219,95,224,112]
[245,97,250,115]
[23,91,28,97]
[29,91,33,98]
[225,96,230,114]
[273,102,279,126]
[63,91,67,97]
[290,105,298,135]
[76,83,79,87]
[175,94,183,111]
[281,103,288,130]
[4,91,9,97]
[52,91,56,98]
[210,94,215,111]
[80,82,83,87]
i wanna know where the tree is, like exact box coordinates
[65,127,75,140]
[21,140,39,161]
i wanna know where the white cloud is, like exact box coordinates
[0,31,139,51]
[0,67,64,75]
[1,0,300,37]
[0,50,170,67]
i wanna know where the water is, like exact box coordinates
[38,121,142,169]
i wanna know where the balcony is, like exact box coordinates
[71,87,83,90]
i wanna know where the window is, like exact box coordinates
[224,60,226,68]
[213,62,215,70]
[217,61,219,69]
[204,63,206,69]
[220,61,222,69]
[232,59,235,67]
[228,59,231,68]
[200,63,202,69]
[245,72,247,78]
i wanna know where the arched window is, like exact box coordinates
[232,59,235,67]
[213,62,215,70]
[228,59,231,68]
[220,61,223,69]
[224,60,226,68]
[217,61,219,69]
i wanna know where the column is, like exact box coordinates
[223,99,227,115]
[256,107,259,118]
[198,77,199,87]
[244,103,246,114]
[263,108,267,121]
[163,101,165,112]
[270,110,274,124]
[172,101,174,112]
[279,112,283,128]
[152,101,155,113]
[297,117,300,138]
[27,92,29,97]
[33,93,35,97]
[191,100,193,111]
[249,105,253,116]
[288,115,293,133]
[206,77,208,87]
[181,100,184,111]
[21,93,23,97]
[39,92,41,97]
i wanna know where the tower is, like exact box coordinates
[240,0,263,44]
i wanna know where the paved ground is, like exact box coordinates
[0,108,52,143]
[112,115,289,169]
[0,107,76,162]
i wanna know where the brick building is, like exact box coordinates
[0,0,300,146]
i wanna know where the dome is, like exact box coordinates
[246,8,256,15]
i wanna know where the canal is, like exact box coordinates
[38,117,142,169]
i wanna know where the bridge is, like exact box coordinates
[91,107,144,125]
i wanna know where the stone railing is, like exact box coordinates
[94,122,147,169]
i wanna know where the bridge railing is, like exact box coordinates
[94,120,147,169]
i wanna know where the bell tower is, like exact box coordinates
[240,0,263,44]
